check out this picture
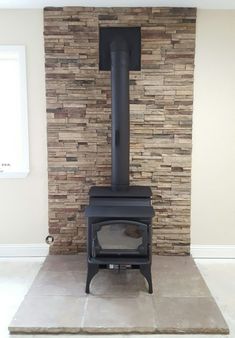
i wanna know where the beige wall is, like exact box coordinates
[0,9,234,247]
[0,10,48,244]
[191,10,235,245]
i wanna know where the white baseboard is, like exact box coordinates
[0,244,234,258]
[0,244,49,257]
[191,245,235,259]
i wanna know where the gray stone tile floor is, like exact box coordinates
[0,256,234,337]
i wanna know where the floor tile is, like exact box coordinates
[153,296,229,334]
[28,270,87,297]
[0,258,44,338]
[152,255,199,274]
[41,254,86,272]
[83,295,156,333]
[151,255,211,297]
[152,270,210,297]
[9,295,87,334]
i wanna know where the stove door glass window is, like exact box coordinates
[92,220,148,257]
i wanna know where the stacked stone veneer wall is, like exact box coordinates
[44,7,196,255]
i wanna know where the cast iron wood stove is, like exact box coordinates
[85,27,154,294]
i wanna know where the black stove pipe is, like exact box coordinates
[110,37,130,191]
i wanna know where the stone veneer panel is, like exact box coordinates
[44,7,196,255]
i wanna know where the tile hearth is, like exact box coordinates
[9,254,229,335]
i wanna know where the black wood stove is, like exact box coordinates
[85,27,154,294]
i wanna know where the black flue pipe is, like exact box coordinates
[110,37,130,191]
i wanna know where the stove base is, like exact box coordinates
[85,258,153,294]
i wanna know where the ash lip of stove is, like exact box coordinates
[85,27,155,294]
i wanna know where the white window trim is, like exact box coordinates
[0,45,29,178]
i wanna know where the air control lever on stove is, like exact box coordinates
[109,264,119,270]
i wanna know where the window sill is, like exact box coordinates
[0,171,29,178]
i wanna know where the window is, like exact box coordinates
[0,46,29,178]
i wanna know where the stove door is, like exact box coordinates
[92,220,148,257]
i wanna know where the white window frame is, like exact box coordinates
[0,45,29,178]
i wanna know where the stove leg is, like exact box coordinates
[86,263,99,294]
[140,264,153,294]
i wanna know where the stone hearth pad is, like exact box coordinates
[9,255,229,334]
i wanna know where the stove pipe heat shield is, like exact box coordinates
[99,27,141,191]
